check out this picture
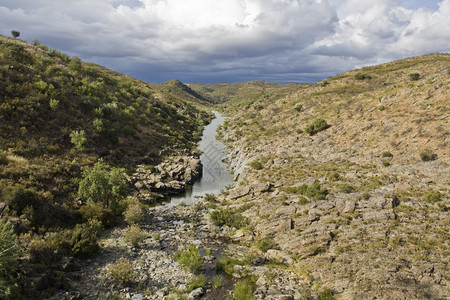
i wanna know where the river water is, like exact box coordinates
[165,111,234,206]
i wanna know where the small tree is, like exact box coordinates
[0,221,21,298]
[78,159,128,210]
[70,130,87,151]
[11,30,20,39]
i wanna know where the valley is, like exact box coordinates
[0,35,449,299]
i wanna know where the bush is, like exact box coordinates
[210,208,248,229]
[354,73,372,80]
[186,274,206,292]
[78,202,115,228]
[70,130,87,151]
[254,236,278,253]
[212,275,224,289]
[123,225,146,248]
[0,221,21,299]
[285,180,328,200]
[1,185,40,216]
[293,103,303,111]
[173,244,203,273]
[420,149,437,161]
[305,118,329,136]
[53,220,102,257]
[408,71,420,81]
[0,151,7,165]
[382,151,393,158]
[123,202,146,225]
[78,159,128,210]
[423,191,442,204]
[104,257,136,285]
[215,256,246,275]
[339,183,355,194]
[249,161,263,170]
[234,278,256,300]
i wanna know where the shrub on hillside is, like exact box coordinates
[78,202,115,228]
[354,73,372,80]
[104,257,136,285]
[123,225,146,248]
[0,151,7,165]
[423,191,442,204]
[249,160,263,170]
[234,278,256,300]
[293,103,303,111]
[0,221,22,299]
[285,180,328,200]
[123,202,146,225]
[210,208,248,229]
[53,220,102,257]
[1,185,41,216]
[408,71,420,81]
[420,149,437,161]
[70,130,87,151]
[305,118,329,136]
[78,159,128,211]
[254,236,278,253]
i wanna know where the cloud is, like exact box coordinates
[0,0,448,83]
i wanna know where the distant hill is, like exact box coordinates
[188,81,301,104]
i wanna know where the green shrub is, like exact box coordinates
[123,202,146,225]
[212,275,224,289]
[203,193,217,203]
[234,278,256,300]
[78,202,115,228]
[423,191,442,204]
[319,288,336,300]
[382,151,393,158]
[78,159,128,210]
[382,161,391,167]
[49,98,59,111]
[286,180,328,200]
[210,208,248,228]
[420,149,437,161]
[305,118,329,136]
[354,73,372,80]
[53,220,102,257]
[186,274,206,292]
[249,161,263,170]
[408,71,420,81]
[320,79,329,86]
[0,221,21,299]
[173,244,203,273]
[0,151,8,165]
[293,103,303,111]
[339,183,355,194]
[123,225,146,248]
[216,256,245,275]
[70,129,87,151]
[297,197,309,205]
[1,185,40,216]
[254,236,278,253]
[104,257,136,285]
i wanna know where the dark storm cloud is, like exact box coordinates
[0,0,448,83]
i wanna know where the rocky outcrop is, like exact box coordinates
[129,153,202,195]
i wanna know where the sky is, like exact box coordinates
[1,0,449,84]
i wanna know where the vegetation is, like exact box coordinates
[173,244,203,273]
[210,208,249,228]
[233,278,256,300]
[408,71,420,80]
[304,118,329,135]
[104,257,136,285]
[285,180,329,200]
[0,221,21,299]
[354,72,372,80]
[420,149,437,161]
[123,225,146,248]
[254,236,278,253]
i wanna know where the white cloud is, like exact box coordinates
[0,0,448,83]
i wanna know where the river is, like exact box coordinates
[165,111,234,206]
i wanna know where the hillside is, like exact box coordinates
[211,54,449,299]
[0,35,212,298]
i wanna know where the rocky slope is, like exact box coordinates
[209,54,449,299]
